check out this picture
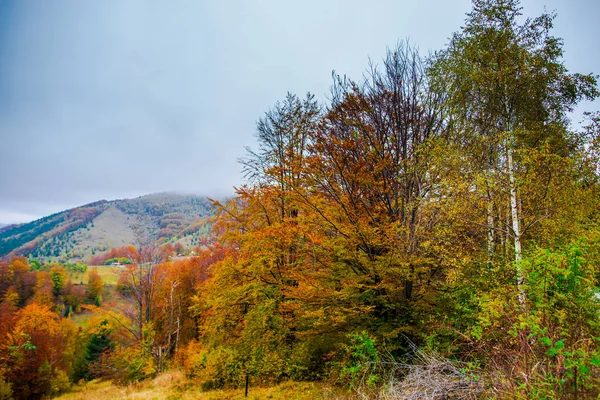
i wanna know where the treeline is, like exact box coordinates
[184,1,600,398]
[88,242,194,266]
[113,194,212,221]
[88,245,140,266]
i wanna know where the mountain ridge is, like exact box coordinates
[0,192,215,262]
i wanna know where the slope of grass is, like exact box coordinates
[55,371,348,400]
[67,265,121,286]
[69,205,138,261]
[85,265,122,285]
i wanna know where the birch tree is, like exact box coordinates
[432,0,598,308]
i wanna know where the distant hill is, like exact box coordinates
[0,224,11,236]
[0,193,215,262]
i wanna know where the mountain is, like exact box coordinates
[0,193,215,262]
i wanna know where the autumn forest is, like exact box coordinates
[1,0,600,398]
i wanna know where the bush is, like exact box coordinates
[467,237,600,398]
[182,342,244,390]
[338,332,380,390]
[92,345,156,384]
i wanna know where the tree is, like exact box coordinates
[71,318,113,381]
[31,272,54,306]
[431,0,598,307]
[49,265,67,297]
[300,42,449,343]
[1,258,35,305]
[86,268,104,304]
[195,93,321,385]
[2,303,76,399]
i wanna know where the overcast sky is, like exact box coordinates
[1,0,598,224]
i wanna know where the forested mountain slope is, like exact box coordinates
[0,193,214,262]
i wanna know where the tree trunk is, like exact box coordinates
[507,143,525,309]
[486,189,495,267]
[167,282,175,354]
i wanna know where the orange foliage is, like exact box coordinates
[31,271,54,306]
[160,243,176,260]
[2,303,77,399]
[87,267,104,302]
[0,257,36,305]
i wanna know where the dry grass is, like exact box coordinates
[352,343,484,400]
[69,308,94,326]
[67,266,121,286]
[54,371,348,400]
[53,352,484,400]
[85,266,122,285]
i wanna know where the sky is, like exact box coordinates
[0,0,599,224]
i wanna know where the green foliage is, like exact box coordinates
[50,265,68,295]
[29,259,43,271]
[519,239,600,395]
[65,261,88,273]
[35,361,72,396]
[72,320,113,382]
[104,257,133,265]
[462,234,600,397]
[183,345,245,390]
[339,332,380,389]
[7,333,37,356]
[49,368,72,395]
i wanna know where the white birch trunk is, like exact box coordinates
[507,143,525,309]
[486,192,495,266]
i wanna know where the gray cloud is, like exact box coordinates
[0,0,598,223]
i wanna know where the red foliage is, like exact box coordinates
[88,245,139,265]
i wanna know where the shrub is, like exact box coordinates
[92,345,156,384]
[338,332,380,389]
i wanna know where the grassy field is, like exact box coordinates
[68,266,124,326]
[55,371,349,400]
[66,265,122,286]
[86,265,122,285]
